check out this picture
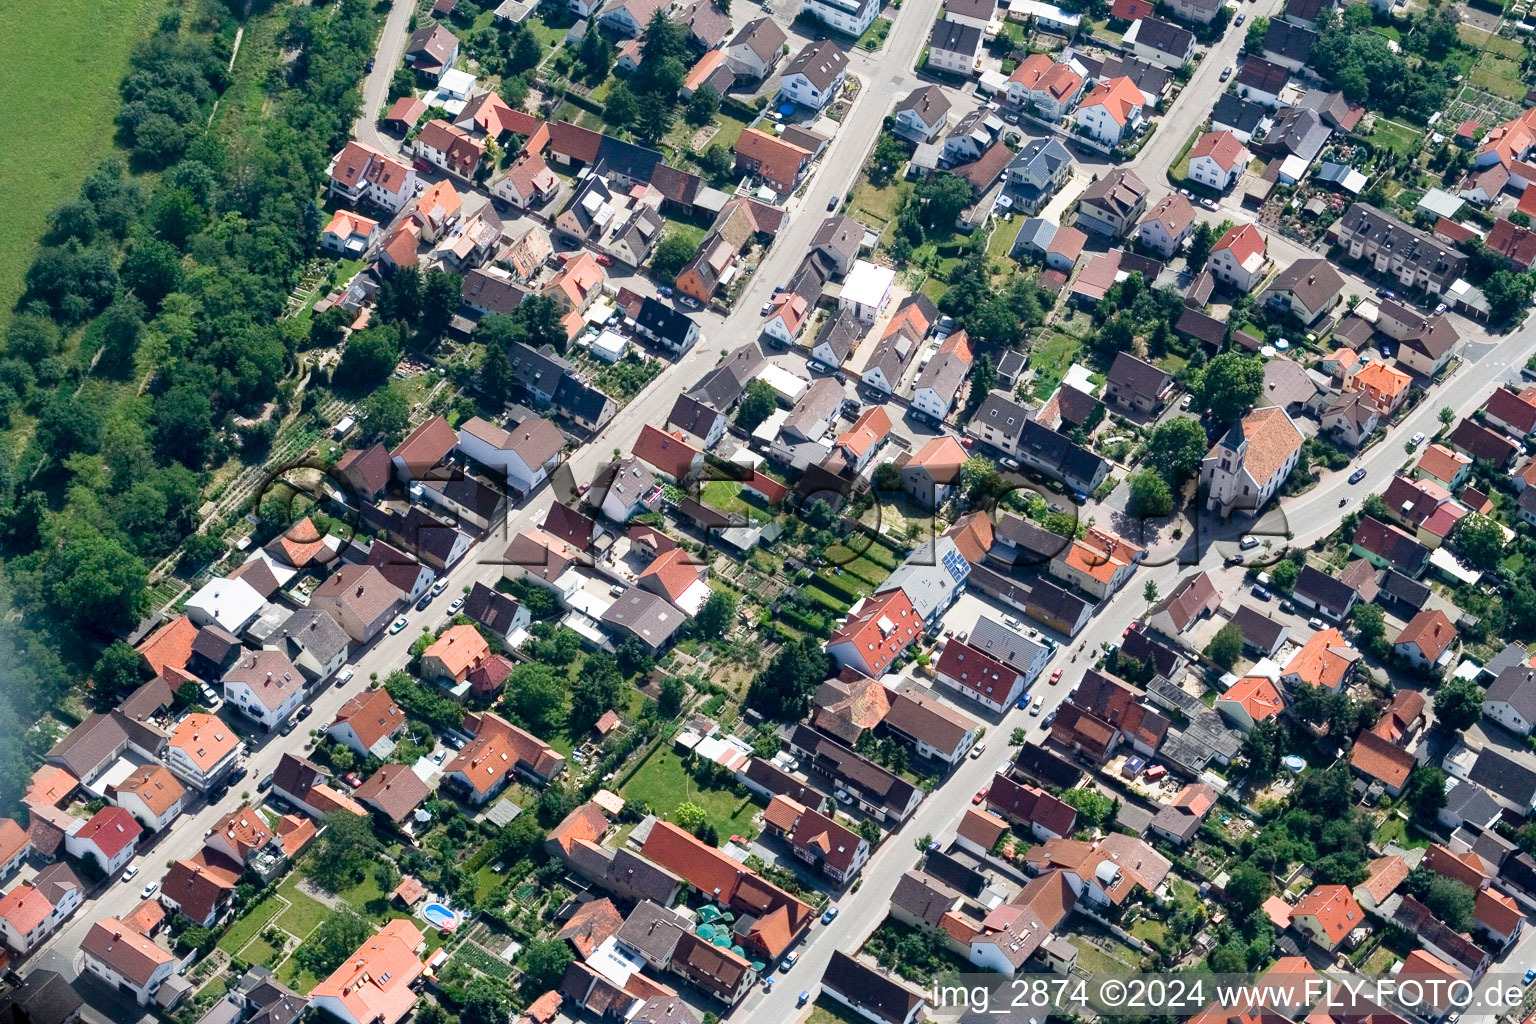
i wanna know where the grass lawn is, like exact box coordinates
[274,874,330,937]
[242,935,283,968]
[1129,918,1167,945]
[988,215,1026,261]
[664,221,707,253]
[1471,57,1528,101]
[850,178,908,229]
[920,276,948,304]
[526,11,573,56]
[807,997,871,1024]
[333,870,391,916]
[856,17,893,50]
[621,746,763,840]
[0,0,172,321]
[1369,119,1422,155]
[708,113,750,154]
[701,480,773,520]
[1373,812,1428,849]
[1029,333,1081,400]
[217,895,286,954]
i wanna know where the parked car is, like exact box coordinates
[1201,198,1219,211]
[781,952,800,972]
[123,864,139,881]
[1376,287,1396,299]
[1030,694,1044,715]
[1220,65,1232,80]
[416,594,433,611]
[258,773,275,792]
[761,301,774,315]
[1240,535,1259,550]
[1435,302,1448,315]
[335,667,355,688]
[389,616,410,634]
[365,57,375,71]
[1349,468,1367,484]
[281,718,300,735]
[1280,599,1296,613]
[1308,617,1326,630]
[446,597,465,615]
[1234,12,1245,23]
[297,704,314,720]
[1252,585,1272,600]
[1042,709,1057,727]
[1049,667,1063,684]
[343,772,363,789]
[822,907,838,924]
[594,254,613,267]
[200,685,220,705]
[1410,431,1426,448]
[826,196,838,211]
[431,577,451,597]
[1525,968,1535,986]
[798,992,811,1007]
[969,742,985,759]
[972,788,987,804]
[141,881,159,899]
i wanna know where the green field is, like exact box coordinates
[0,0,171,321]
[621,746,761,840]
[1369,118,1422,155]
[1471,56,1528,101]
[1029,333,1081,400]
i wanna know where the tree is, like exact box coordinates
[674,801,707,832]
[576,28,615,84]
[521,938,574,991]
[1059,787,1117,830]
[1243,15,1270,52]
[1186,221,1217,272]
[1403,764,1447,821]
[697,142,733,181]
[479,335,514,404]
[1241,718,1282,781]
[1454,512,1504,570]
[308,811,379,893]
[1483,270,1534,325]
[1267,558,1300,595]
[1127,469,1173,518]
[658,675,687,716]
[961,456,1003,501]
[618,636,656,677]
[915,171,973,231]
[334,326,401,393]
[570,654,622,736]
[94,641,148,696]
[296,906,373,978]
[1200,353,1264,423]
[1434,677,1483,733]
[914,833,934,853]
[1205,622,1244,670]
[685,85,720,126]
[964,353,996,415]
[650,230,696,281]
[1010,727,1028,747]
[460,977,511,1024]
[869,134,910,188]
[1352,602,1386,643]
[119,237,183,310]
[605,83,640,129]
[1143,579,1160,604]
[1404,870,1476,931]
[734,379,776,431]
[1145,417,1208,484]
[695,590,737,638]
[417,268,462,347]
[1225,862,1271,920]
[501,662,570,736]
[360,384,411,446]
[858,818,880,845]
[376,268,423,324]
[744,636,832,720]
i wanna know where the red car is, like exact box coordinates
[972,788,987,805]
[594,253,613,267]
[1049,668,1063,685]
[343,772,363,789]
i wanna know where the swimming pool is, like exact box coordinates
[424,903,458,931]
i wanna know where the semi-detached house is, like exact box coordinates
[82,917,179,1006]
[457,415,564,496]
[328,142,418,213]
[1007,54,1084,119]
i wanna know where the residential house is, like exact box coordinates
[786,726,923,823]
[965,390,1032,457]
[81,918,178,1006]
[1075,76,1145,146]
[1124,17,1194,67]
[602,589,683,654]
[913,330,974,421]
[811,215,866,276]
[1488,217,1536,271]
[1208,223,1271,292]
[840,260,896,323]
[64,807,140,876]
[928,19,982,75]
[1378,302,1461,377]
[1449,417,1520,467]
[1136,193,1195,257]
[811,309,861,371]
[798,0,880,36]
[1215,674,1285,732]
[1164,0,1221,23]
[163,713,241,793]
[1236,57,1290,109]
[781,41,848,111]
[636,298,702,357]
[0,864,83,955]
[1211,93,1273,143]
[901,436,966,510]
[1006,139,1073,213]
[1280,626,1360,692]
[1232,604,1290,657]
[894,85,952,142]
[761,796,870,883]
[404,24,459,80]
[827,589,924,679]
[1289,885,1364,951]
[321,210,379,257]
[861,295,934,396]
[329,689,406,760]
[1188,130,1249,191]
[306,565,404,644]
[821,951,925,1024]
[310,920,425,1024]
[734,128,812,194]
[265,609,349,685]
[1022,833,1171,909]
[1145,571,1220,636]
[1322,391,1381,449]
[1484,665,1536,735]
[457,415,564,497]
[986,774,1077,839]
[942,107,1004,164]
[328,142,418,214]
[1261,258,1345,325]
[1485,385,1536,438]
[1348,360,1412,416]
[221,649,304,731]
[1048,526,1143,600]
[1351,515,1431,577]
[724,18,788,79]
[1351,729,1415,797]
[444,712,565,804]
[1075,168,1148,237]
[1332,203,1469,297]
[1104,352,1172,415]
[413,119,484,181]
[596,0,666,36]
[1007,55,1085,120]
[1392,609,1457,672]
[107,765,185,834]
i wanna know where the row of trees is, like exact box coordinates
[0,0,385,811]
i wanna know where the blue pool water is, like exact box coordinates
[424,903,458,930]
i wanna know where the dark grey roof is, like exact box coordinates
[741,756,828,808]
[1294,563,1356,613]
[996,349,1027,384]
[929,18,982,55]
[636,296,697,346]
[992,513,1070,564]
[1264,19,1316,61]
[1378,568,1430,610]
[270,609,350,667]
[1487,665,1536,724]
[616,900,689,963]
[1469,748,1536,806]
[1017,419,1108,488]
[1444,781,1501,827]
[822,951,925,1024]
[667,392,723,440]
[554,374,616,424]
[969,615,1048,669]
[1484,643,1531,681]
[508,341,573,396]
[687,342,765,409]
[1231,604,1286,650]
[784,39,848,90]
[601,589,682,650]
[812,215,865,264]
[1212,93,1269,134]
[1012,745,1083,789]
[1106,352,1171,402]
[969,390,1032,444]
[787,724,919,817]
[813,308,860,363]
[787,252,832,305]
[896,85,952,125]
[1095,52,1174,95]
[782,378,844,441]
[890,870,962,927]
[727,16,789,62]
[1336,203,1468,294]
[1259,106,1330,163]
[463,581,524,635]
[5,971,84,1024]
[1131,17,1193,57]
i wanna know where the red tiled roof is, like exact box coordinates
[1192,130,1246,170]
[1290,884,1362,944]
[1350,731,1414,789]
[74,806,141,860]
[829,589,924,679]
[136,615,198,676]
[1394,609,1456,663]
